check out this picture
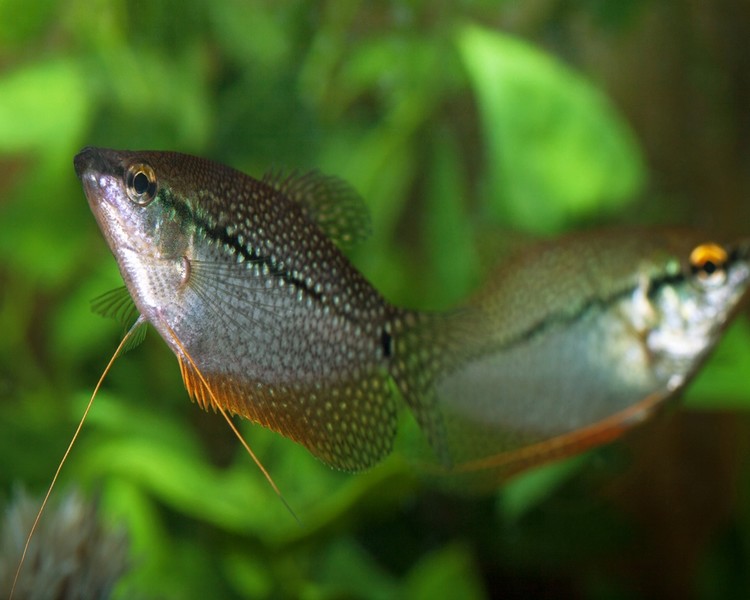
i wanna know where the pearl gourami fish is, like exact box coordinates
[74,147,750,481]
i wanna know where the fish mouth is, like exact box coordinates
[75,147,140,255]
[74,147,110,207]
[74,146,126,192]
[74,146,106,179]
[74,146,121,209]
[77,167,107,214]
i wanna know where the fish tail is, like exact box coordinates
[387,305,588,488]
[387,309,465,468]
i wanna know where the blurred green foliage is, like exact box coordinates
[2,1,750,599]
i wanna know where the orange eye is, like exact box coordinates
[125,163,157,205]
[689,242,728,287]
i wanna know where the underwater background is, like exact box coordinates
[1,1,750,598]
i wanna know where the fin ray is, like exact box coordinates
[91,287,146,353]
[186,260,289,338]
[91,286,139,327]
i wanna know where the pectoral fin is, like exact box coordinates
[91,287,146,352]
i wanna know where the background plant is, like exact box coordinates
[1,2,749,598]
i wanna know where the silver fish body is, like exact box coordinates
[75,147,410,470]
[75,146,750,481]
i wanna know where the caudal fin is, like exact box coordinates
[386,309,469,468]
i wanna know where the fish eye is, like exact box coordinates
[125,163,157,206]
[689,242,728,287]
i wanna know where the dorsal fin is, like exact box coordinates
[262,169,372,248]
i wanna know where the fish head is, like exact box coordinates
[74,147,193,316]
[628,235,750,388]
[74,147,191,257]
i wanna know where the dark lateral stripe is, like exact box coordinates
[161,190,325,302]
[502,270,690,352]
[501,244,749,353]
[381,329,393,358]
[206,224,326,302]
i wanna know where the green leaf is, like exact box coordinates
[302,538,399,600]
[73,392,291,536]
[458,25,645,232]
[423,128,479,308]
[222,550,273,599]
[0,160,94,288]
[0,0,57,46]
[0,59,89,152]
[497,454,588,522]
[92,47,211,150]
[406,544,487,600]
[684,318,750,410]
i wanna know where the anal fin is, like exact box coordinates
[177,355,397,472]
